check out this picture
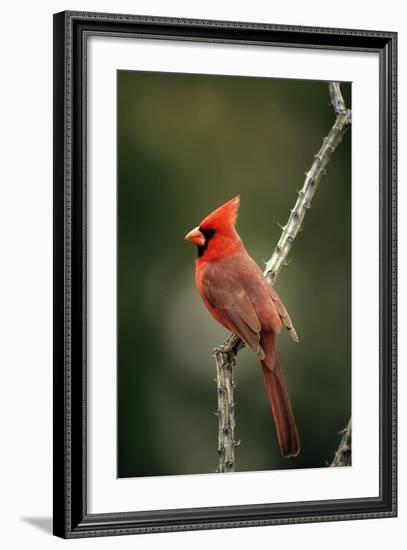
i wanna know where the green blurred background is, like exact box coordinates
[117,70,351,478]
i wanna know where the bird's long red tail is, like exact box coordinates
[261,334,300,457]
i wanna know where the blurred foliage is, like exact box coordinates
[117,70,351,478]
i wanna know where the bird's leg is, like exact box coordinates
[214,333,244,356]
[213,342,230,355]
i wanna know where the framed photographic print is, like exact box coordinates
[53,11,397,538]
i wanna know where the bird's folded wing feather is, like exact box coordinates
[201,268,264,358]
[267,284,299,342]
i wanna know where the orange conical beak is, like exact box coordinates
[184,226,205,246]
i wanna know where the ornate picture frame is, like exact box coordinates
[53,11,397,538]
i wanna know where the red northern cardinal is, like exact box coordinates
[185,196,300,457]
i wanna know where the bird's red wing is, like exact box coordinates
[201,267,264,358]
[267,285,299,342]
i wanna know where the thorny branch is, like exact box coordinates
[330,417,352,467]
[213,82,352,473]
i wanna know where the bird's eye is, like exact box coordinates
[200,227,216,240]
